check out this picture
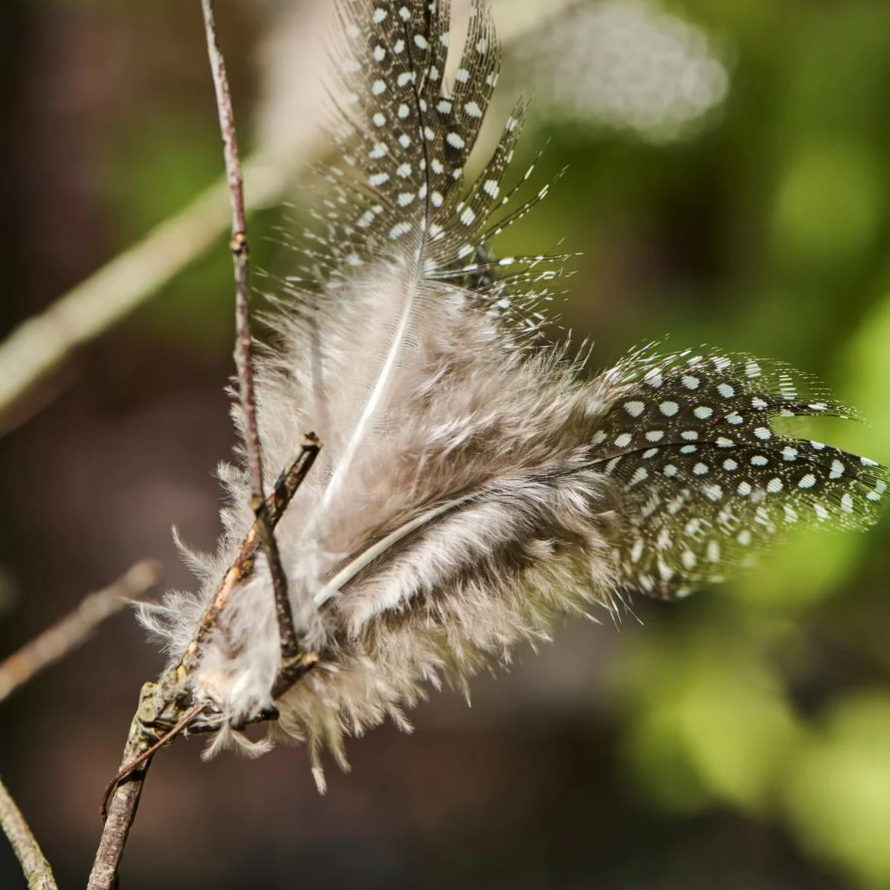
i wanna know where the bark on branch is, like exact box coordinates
[0,562,160,890]
[0,774,59,890]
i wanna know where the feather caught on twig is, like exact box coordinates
[139,0,887,786]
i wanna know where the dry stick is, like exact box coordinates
[88,703,154,890]
[0,563,158,890]
[88,439,320,890]
[200,0,301,664]
[202,0,258,493]
[0,561,160,706]
[99,704,205,823]
[0,775,59,890]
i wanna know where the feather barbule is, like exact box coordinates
[139,0,888,782]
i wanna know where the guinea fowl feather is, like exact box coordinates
[138,0,888,785]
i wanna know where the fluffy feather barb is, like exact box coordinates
[140,0,888,781]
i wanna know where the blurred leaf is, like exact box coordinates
[107,117,220,240]
[615,627,801,815]
[777,5,890,149]
[784,693,890,889]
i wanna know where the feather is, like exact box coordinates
[140,0,888,785]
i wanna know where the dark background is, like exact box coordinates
[2,1,890,888]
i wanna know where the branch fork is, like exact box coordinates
[89,3,322,885]
[93,434,321,885]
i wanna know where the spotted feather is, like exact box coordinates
[590,348,886,599]
[145,0,888,775]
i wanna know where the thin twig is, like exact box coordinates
[0,774,59,890]
[0,561,160,706]
[200,0,257,490]
[200,0,301,663]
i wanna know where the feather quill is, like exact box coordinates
[140,0,888,784]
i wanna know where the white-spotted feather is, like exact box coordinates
[139,0,888,786]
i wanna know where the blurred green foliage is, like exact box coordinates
[106,115,238,352]
[785,693,890,889]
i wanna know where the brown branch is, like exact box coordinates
[89,440,320,890]
[0,561,160,706]
[199,0,301,664]
[0,774,59,890]
[87,692,157,890]
[100,704,204,823]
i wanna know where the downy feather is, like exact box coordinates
[139,0,888,785]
